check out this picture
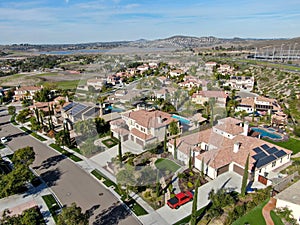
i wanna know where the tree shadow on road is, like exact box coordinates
[0,121,10,126]
[39,168,62,187]
[8,132,29,139]
[92,202,131,225]
[33,154,66,170]
[85,204,100,219]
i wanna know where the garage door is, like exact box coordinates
[233,164,244,176]
[217,164,229,176]
[136,138,144,146]
[258,175,268,185]
[123,135,128,141]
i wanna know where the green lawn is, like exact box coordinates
[56,80,80,89]
[232,198,284,225]
[42,194,60,222]
[264,138,300,154]
[155,158,180,173]
[10,114,18,125]
[271,211,285,225]
[49,143,82,162]
[20,126,47,141]
[232,199,268,225]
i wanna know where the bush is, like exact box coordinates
[187,182,193,188]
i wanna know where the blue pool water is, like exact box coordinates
[107,106,124,113]
[172,114,190,125]
[251,127,282,140]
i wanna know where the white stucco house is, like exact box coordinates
[275,180,300,224]
[168,117,292,184]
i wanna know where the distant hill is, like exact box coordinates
[1,35,299,52]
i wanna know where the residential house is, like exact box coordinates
[61,102,91,123]
[154,87,176,100]
[236,96,282,115]
[217,64,234,75]
[170,69,184,77]
[13,86,42,101]
[110,109,180,147]
[191,90,228,107]
[275,180,300,224]
[204,61,217,72]
[271,111,288,127]
[137,64,149,73]
[168,117,292,184]
[87,78,105,90]
[178,76,202,90]
[224,76,254,91]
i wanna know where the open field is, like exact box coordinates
[0,72,83,89]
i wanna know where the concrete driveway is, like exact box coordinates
[91,140,144,166]
[156,171,242,224]
[0,106,140,225]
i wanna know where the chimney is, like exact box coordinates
[233,142,240,153]
[158,115,162,124]
[243,121,249,136]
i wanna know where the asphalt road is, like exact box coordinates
[0,106,140,225]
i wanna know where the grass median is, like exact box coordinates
[20,126,47,141]
[91,169,148,216]
[42,194,60,222]
[49,143,82,162]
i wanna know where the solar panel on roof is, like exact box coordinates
[63,102,74,111]
[266,147,278,155]
[274,150,287,158]
[261,144,270,150]
[70,103,88,115]
[252,151,268,160]
[253,147,262,153]
[256,155,277,168]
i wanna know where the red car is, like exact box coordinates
[167,191,193,209]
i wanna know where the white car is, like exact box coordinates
[1,137,8,144]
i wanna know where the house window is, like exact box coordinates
[280,158,283,163]
[259,169,262,173]
[272,161,276,167]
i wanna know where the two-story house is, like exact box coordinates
[191,90,228,107]
[110,109,180,148]
[168,117,292,185]
[13,86,42,101]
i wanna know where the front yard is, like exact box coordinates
[155,158,180,173]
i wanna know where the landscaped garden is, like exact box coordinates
[102,137,119,148]
[178,169,207,191]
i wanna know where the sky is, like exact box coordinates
[0,0,300,44]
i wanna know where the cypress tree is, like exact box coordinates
[241,154,250,197]
[174,138,177,160]
[190,175,201,225]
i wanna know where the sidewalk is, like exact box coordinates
[0,189,56,225]
[262,197,276,225]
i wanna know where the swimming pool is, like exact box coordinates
[172,114,190,125]
[107,105,124,113]
[251,127,283,140]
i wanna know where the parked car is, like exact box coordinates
[167,191,193,209]
[1,137,8,144]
